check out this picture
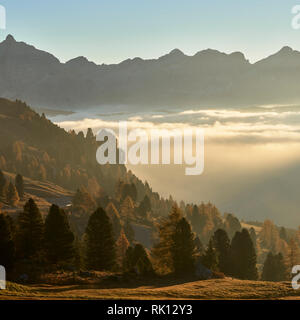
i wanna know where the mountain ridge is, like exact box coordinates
[1,35,300,109]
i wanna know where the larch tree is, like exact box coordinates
[152,205,183,274]
[105,202,122,239]
[286,238,300,274]
[116,229,130,269]
[6,182,19,206]
[120,196,135,218]
[15,174,24,199]
[124,219,135,244]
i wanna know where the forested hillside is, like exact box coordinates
[0,98,299,285]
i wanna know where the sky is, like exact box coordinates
[0,0,299,64]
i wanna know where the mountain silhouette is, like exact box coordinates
[1,35,300,109]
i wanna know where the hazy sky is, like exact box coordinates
[0,0,299,64]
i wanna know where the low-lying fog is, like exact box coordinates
[50,105,300,227]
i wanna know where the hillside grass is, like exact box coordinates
[2,171,74,215]
[1,278,300,300]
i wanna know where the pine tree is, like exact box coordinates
[6,182,19,206]
[44,204,75,266]
[0,213,15,272]
[85,207,116,270]
[124,244,153,276]
[15,174,24,199]
[262,251,286,281]
[116,229,130,269]
[171,217,196,276]
[201,239,218,271]
[230,229,258,280]
[212,229,231,274]
[86,128,95,141]
[16,198,44,259]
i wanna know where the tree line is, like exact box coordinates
[0,199,294,283]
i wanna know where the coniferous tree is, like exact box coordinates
[194,236,204,255]
[286,238,300,273]
[105,202,122,239]
[171,217,196,275]
[152,205,182,274]
[73,237,83,270]
[86,128,95,142]
[212,229,231,274]
[44,204,75,266]
[230,229,258,280]
[190,204,202,235]
[116,229,130,269]
[201,239,218,271]
[137,195,151,218]
[279,227,288,242]
[0,213,15,272]
[124,244,154,276]
[85,207,116,270]
[249,227,257,251]
[121,196,135,218]
[260,220,280,252]
[16,198,44,259]
[262,251,286,281]
[6,182,19,206]
[224,214,242,239]
[15,174,24,199]
[72,187,96,213]
[121,183,137,202]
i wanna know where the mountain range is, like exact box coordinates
[1,35,300,110]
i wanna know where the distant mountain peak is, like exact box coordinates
[229,51,246,60]
[66,56,93,65]
[5,34,16,42]
[158,48,185,61]
[278,46,293,54]
[255,46,299,66]
[168,48,185,56]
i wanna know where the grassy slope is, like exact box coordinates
[1,278,300,300]
[2,171,74,214]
